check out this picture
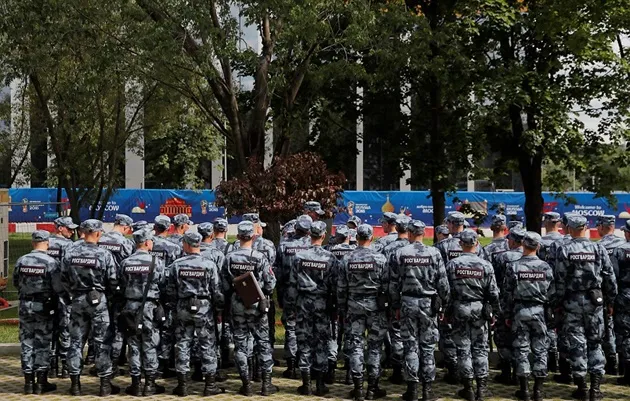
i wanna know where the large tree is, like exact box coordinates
[480,0,630,232]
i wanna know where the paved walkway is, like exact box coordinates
[1,357,629,400]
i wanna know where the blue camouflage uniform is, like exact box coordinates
[337,224,389,399]
[61,220,118,379]
[119,230,166,381]
[150,216,181,372]
[446,231,500,382]
[275,220,311,373]
[493,228,525,378]
[285,221,336,391]
[380,216,411,382]
[222,221,277,394]
[47,223,76,367]
[14,231,63,381]
[390,221,449,387]
[553,215,617,384]
[503,232,555,379]
[435,214,486,377]
[166,232,223,377]
[597,215,626,372]
[372,212,398,253]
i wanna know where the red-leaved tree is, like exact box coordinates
[215,152,346,244]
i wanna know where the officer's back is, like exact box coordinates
[15,230,63,299]
[338,225,388,312]
[329,226,357,261]
[98,214,134,265]
[167,234,220,301]
[62,220,117,295]
[612,221,630,301]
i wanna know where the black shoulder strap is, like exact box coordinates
[138,256,156,318]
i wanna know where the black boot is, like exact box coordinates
[515,376,530,401]
[315,370,330,396]
[99,375,120,396]
[221,348,234,368]
[494,360,512,384]
[172,373,188,397]
[620,358,626,377]
[476,377,492,401]
[24,373,34,395]
[283,357,297,379]
[261,370,278,396]
[191,361,203,382]
[589,373,603,401]
[571,376,588,400]
[50,359,59,379]
[125,375,142,396]
[34,370,57,394]
[388,365,404,385]
[402,381,418,401]
[247,357,254,382]
[554,357,573,384]
[533,376,544,401]
[239,373,253,396]
[444,364,459,385]
[548,352,558,373]
[158,358,175,379]
[69,374,81,396]
[89,365,98,377]
[252,357,261,382]
[204,373,224,396]
[143,373,165,396]
[618,361,630,385]
[457,378,475,401]
[366,376,387,400]
[325,360,336,384]
[351,376,364,401]
[61,359,70,379]
[422,380,435,401]
[85,344,95,365]
[298,370,312,395]
[606,354,618,375]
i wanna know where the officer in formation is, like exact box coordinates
[446,230,500,401]
[338,224,389,401]
[285,221,336,396]
[612,220,630,385]
[389,220,449,401]
[167,214,193,248]
[167,231,224,397]
[503,232,555,401]
[98,214,135,374]
[373,212,398,252]
[118,229,166,396]
[47,217,78,379]
[347,215,362,230]
[493,227,526,385]
[435,225,450,244]
[380,215,411,385]
[15,230,63,394]
[208,218,230,253]
[276,216,311,379]
[61,219,119,396]
[222,221,277,396]
[596,215,626,375]
[554,214,617,401]
[435,211,485,384]
[483,215,509,265]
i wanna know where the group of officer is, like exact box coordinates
[12,202,630,401]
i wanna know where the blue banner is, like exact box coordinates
[334,191,630,229]
[7,189,224,224]
[6,189,630,229]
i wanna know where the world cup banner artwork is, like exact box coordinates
[6,188,630,228]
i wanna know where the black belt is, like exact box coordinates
[21,296,52,302]
[402,294,432,299]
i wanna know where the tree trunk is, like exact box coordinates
[260,213,281,246]
[431,186,446,243]
[518,152,544,233]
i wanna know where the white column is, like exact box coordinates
[211,137,226,188]
[125,80,145,189]
[356,86,364,191]
[400,87,411,191]
[10,78,31,188]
